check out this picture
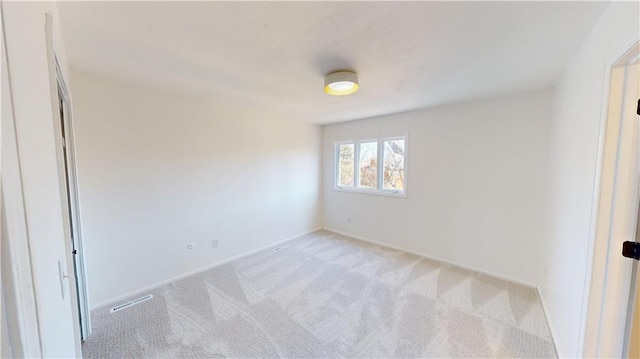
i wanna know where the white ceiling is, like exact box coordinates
[58,1,608,124]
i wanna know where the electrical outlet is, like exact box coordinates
[212,239,219,248]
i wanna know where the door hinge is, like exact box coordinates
[72,249,77,255]
[622,241,640,260]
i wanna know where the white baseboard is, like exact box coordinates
[322,227,537,289]
[91,227,323,310]
[323,228,557,347]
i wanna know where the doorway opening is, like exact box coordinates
[55,58,91,340]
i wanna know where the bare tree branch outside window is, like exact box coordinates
[383,139,405,190]
[338,144,354,187]
[358,142,377,188]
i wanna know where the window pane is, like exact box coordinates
[337,143,354,187]
[383,139,405,191]
[358,142,378,189]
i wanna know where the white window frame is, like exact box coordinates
[334,135,407,197]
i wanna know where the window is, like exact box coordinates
[383,138,405,191]
[335,136,407,196]
[358,141,377,189]
[337,143,354,187]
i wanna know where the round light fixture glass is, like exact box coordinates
[324,71,359,96]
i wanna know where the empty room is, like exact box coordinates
[2,1,640,358]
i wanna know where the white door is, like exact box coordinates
[628,269,640,357]
[56,62,91,340]
[594,58,640,357]
[1,2,82,357]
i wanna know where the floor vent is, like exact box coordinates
[110,294,153,313]
[272,245,289,252]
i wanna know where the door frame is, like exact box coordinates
[583,41,640,358]
[0,3,43,356]
[54,56,91,340]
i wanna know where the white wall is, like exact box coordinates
[322,89,553,286]
[1,211,14,358]
[70,70,322,308]
[540,2,640,357]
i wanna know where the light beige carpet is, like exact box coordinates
[82,230,557,358]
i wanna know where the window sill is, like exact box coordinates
[333,187,407,198]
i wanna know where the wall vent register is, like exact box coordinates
[110,294,154,313]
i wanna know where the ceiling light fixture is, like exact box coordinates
[324,71,359,96]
